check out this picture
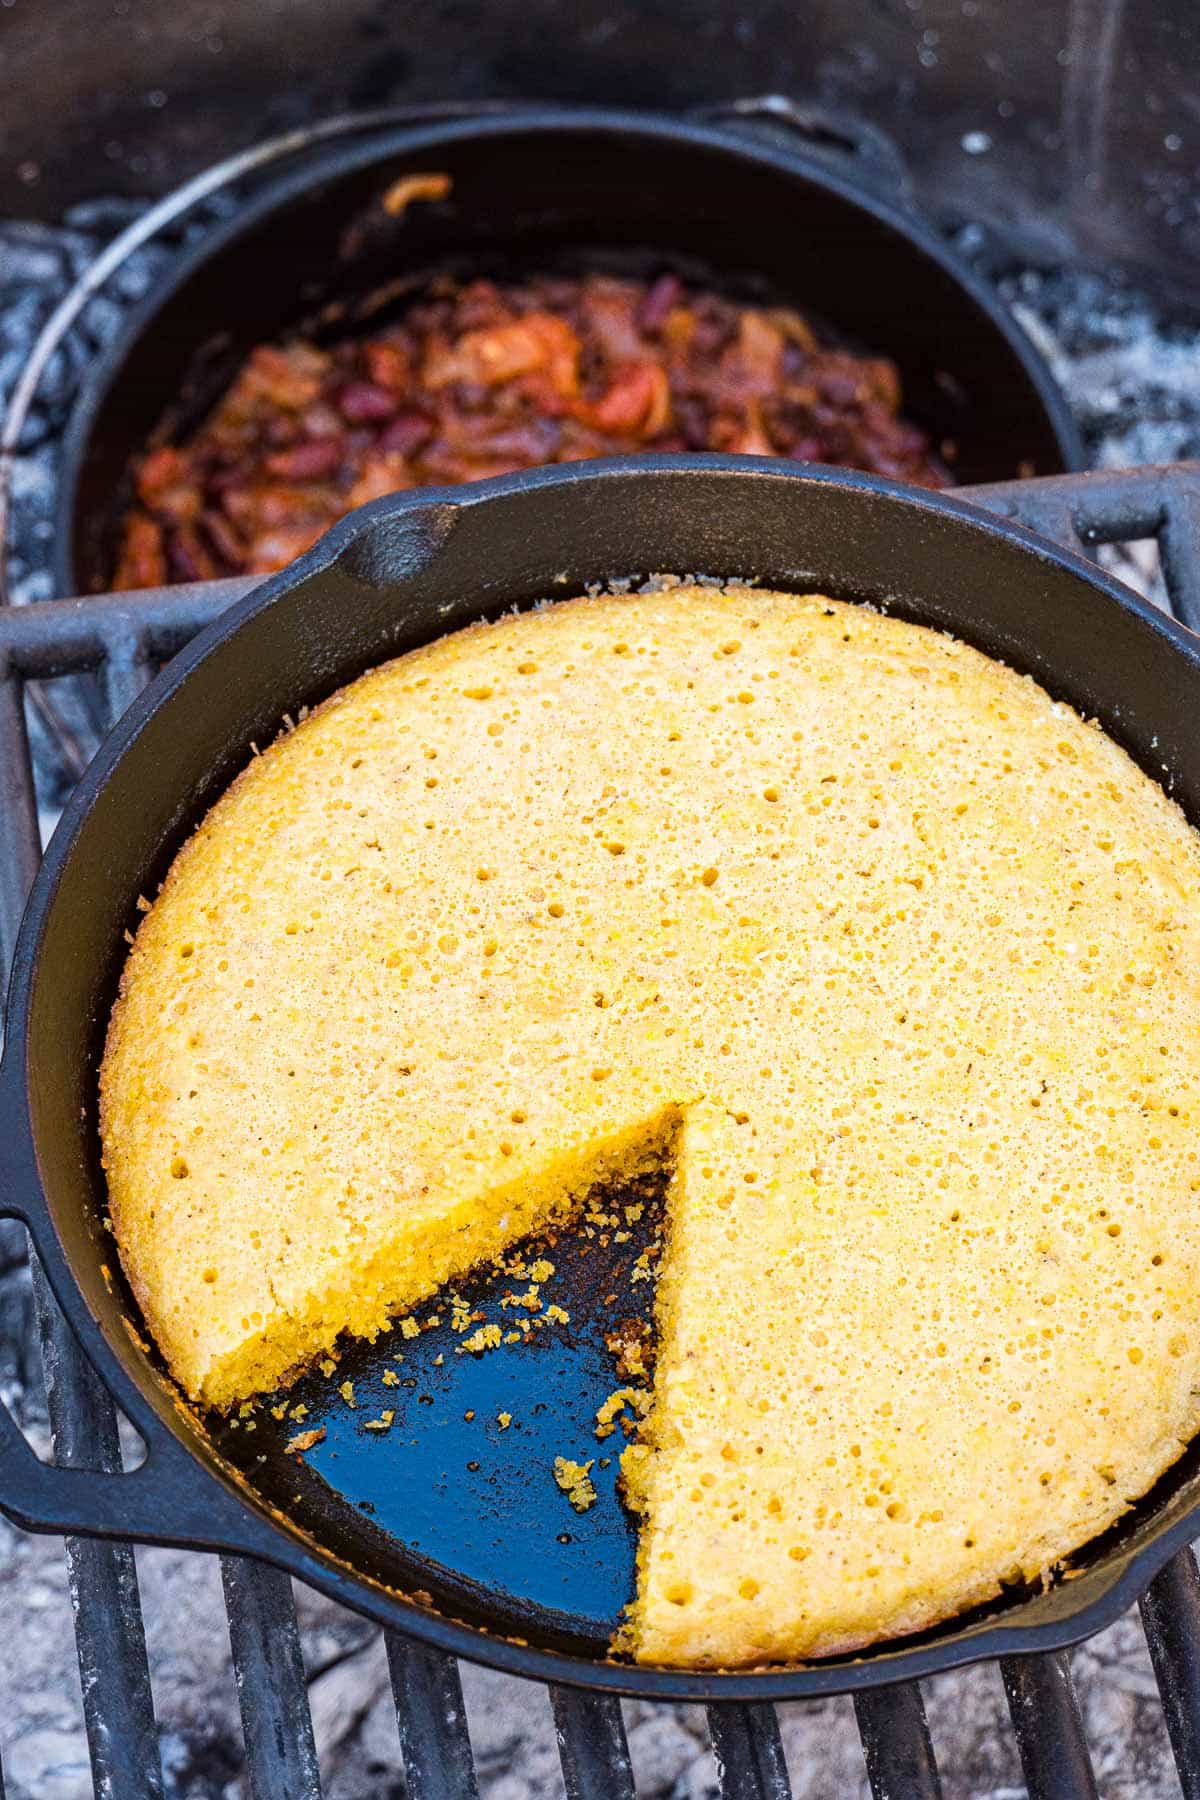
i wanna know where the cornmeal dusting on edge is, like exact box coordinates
[100,583,1200,1669]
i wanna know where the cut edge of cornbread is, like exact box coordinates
[107,1103,682,1411]
[621,1347,1200,1669]
[619,1137,1200,1667]
[621,1398,1200,1667]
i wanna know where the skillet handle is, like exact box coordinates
[0,1387,273,1552]
[692,95,914,206]
[0,1063,278,1557]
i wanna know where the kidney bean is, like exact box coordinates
[637,273,683,334]
[265,437,346,480]
[335,381,400,423]
[379,411,435,455]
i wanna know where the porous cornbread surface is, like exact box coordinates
[101,583,1200,1668]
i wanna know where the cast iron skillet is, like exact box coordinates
[5,457,1200,1702]
[58,105,1083,597]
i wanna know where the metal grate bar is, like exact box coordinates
[1141,1549,1200,1800]
[0,674,39,976]
[969,461,1195,537]
[979,467,1167,543]
[97,625,154,724]
[853,1683,943,1799]
[0,646,166,1799]
[971,461,1200,626]
[549,1687,636,1800]
[707,1702,792,1798]
[1001,1653,1099,1800]
[1158,481,1200,630]
[0,579,249,680]
[221,1558,322,1800]
[31,1265,165,1798]
[385,1633,480,1799]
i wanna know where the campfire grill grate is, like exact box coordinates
[3,461,1200,1798]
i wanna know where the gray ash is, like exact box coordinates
[2,209,174,580]
[997,267,1200,472]
[947,226,1200,611]
[1,200,231,797]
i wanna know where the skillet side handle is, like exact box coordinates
[0,1392,272,1552]
[690,96,914,206]
[0,1061,277,1558]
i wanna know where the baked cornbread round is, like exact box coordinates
[101,583,1200,1668]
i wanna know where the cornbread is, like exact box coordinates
[101,583,1200,1667]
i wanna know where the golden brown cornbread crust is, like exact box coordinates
[101,583,1200,1668]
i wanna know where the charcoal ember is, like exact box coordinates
[3,1722,93,1800]
[952,239,1200,474]
[626,1714,705,1794]
[63,197,149,233]
[0,210,175,798]
[29,329,93,413]
[78,292,133,353]
[0,222,77,290]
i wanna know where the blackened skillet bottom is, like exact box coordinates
[209,1147,1200,1664]
[211,1172,667,1655]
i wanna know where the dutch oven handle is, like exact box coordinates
[692,94,915,208]
[0,1056,277,1557]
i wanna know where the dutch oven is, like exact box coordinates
[57,105,1084,596]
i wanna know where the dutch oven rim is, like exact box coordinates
[8,455,1197,1700]
[54,101,1086,599]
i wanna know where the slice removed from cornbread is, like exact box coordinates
[101,583,1200,1666]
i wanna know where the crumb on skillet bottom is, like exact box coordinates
[100,582,1200,1668]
